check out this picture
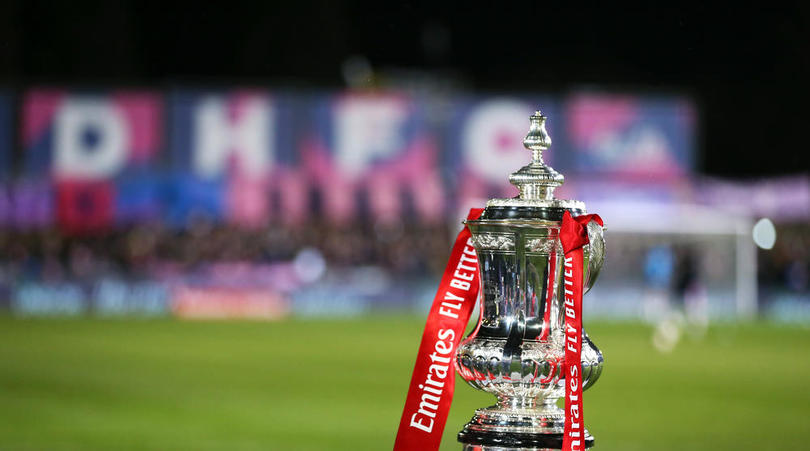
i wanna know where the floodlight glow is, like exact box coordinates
[752,218,776,250]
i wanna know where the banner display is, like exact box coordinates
[6,89,698,232]
[0,93,13,226]
[563,93,696,178]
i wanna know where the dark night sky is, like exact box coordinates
[0,1,808,176]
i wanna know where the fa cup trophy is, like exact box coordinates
[456,111,605,450]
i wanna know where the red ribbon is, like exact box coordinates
[560,211,603,451]
[394,209,602,451]
[393,208,483,451]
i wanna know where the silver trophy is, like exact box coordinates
[456,111,605,450]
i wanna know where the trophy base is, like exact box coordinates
[457,402,594,450]
[458,431,594,451]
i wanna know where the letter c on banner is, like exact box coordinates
[461,100,534,184]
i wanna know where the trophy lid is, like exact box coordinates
[482,110,585,218]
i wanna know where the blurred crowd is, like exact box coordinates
[0,219,806,316]
[0,219,454,286]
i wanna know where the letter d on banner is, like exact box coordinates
[53,99,129,179]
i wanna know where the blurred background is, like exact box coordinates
[0,2,808,450]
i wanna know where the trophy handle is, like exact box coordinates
[583,221,605,295]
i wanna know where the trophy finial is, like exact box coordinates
[508,110,564,201]
[523,111,552,159]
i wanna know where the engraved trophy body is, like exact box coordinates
[456,111,605,450]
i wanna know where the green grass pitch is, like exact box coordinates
[0,316,807,450]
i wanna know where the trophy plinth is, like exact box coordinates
[455,111,605,450]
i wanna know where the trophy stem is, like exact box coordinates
[497,396,538,410]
